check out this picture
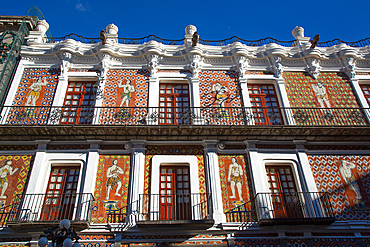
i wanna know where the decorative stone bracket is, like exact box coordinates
[306,58,321,79]
[234,56,249,79]
[342,57,357,79]
[269,56,284,79]
[145,54,161,77]
[186,54,203,78]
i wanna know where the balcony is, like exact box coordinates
[0,106,369,142]
[6,193,94,230]
[225,192,335,226]
[137,193,214,228]
[0,105,368,126]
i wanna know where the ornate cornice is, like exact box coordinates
[20,39,370,73]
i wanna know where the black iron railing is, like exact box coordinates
[139,193,212,221]
[0,106,369,126]
[107,206,127,223]
[43,33,370,48]
[225,201,256,223]
[225,192,334,223]
[254,192,334,221]
[8,193,94,223]
[0,204,18,227]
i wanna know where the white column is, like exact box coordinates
[127,140,146,225]
[202,140,226,224]
[52,74,68,107]
[77,140,101,221]
[245,140,265,193]
[294,140,322,217]
[239,78,254,125]
[147,77,159,125]
[190,77,201,108]
[245,140,270,219]
[350,78,369,108]
[349,78,370,123]
[83,140,101,194]
[189,77,202,124]
[25,140,50,194]
[276,78,295,125]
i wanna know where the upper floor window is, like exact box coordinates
[61,81,96,124]
[41,166,80,221]
[248,84,282,125]
[159,83,190,125]
[360,84,370,105]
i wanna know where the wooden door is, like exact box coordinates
[159,166,191,220]
[159,84,190,125]
[60,82,96,124]
[41,167,80,220]
[266,166,302,219]
[248,84,282,125]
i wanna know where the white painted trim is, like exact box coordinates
[149,155,200,220]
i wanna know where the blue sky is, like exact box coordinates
[2,0,370,42]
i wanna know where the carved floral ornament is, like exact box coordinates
[343,57,357,79]
[186,54,203,78]
[306,58,321,79]
[146,54,161,77]
[235,56,249,79]
[270,56,283,79]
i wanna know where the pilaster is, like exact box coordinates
[276,78,295,125]
[127,140,147,225]
[83,140,102,195]
[202,140,226,224]
[25,140,50,194]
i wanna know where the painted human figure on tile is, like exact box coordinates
[228,157,243,201]
[212,82,229,108]
[118,80,135,107]
[25,77,48,106]
[339,160,362,200]
[0,160,18,199]
[311,81,331,108]
[105,160,124,200]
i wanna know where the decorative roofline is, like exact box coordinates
[44,33,370,48]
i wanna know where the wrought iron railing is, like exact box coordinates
[138,193,212,221]
[8,193,94,223]
[254,192,334,221]
[199,37,295,47]
[107,206,127,223]
[0,106,369,126]
[42,33,370,48]
[0,204,18,227]
[225,192,334,223]
[225,201,257,223]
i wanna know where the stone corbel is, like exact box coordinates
[306,58,321,79]
[59,52,72,78]
[269,56,284,79]
[146,54,161,77]
[234,56,249,79]
[342,57,357,79]
[186,54,203,78]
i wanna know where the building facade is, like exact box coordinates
[0,20,370,246]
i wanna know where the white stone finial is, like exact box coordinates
[35,19,49,34]
[106,23,118,35]
[185,25,197,36]
[292,26,304,39]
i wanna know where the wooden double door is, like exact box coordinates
[159,166,191,220]
[266,166,303,219]
[41,166,80,220]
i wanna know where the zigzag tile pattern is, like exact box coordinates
[309,155,370,221]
